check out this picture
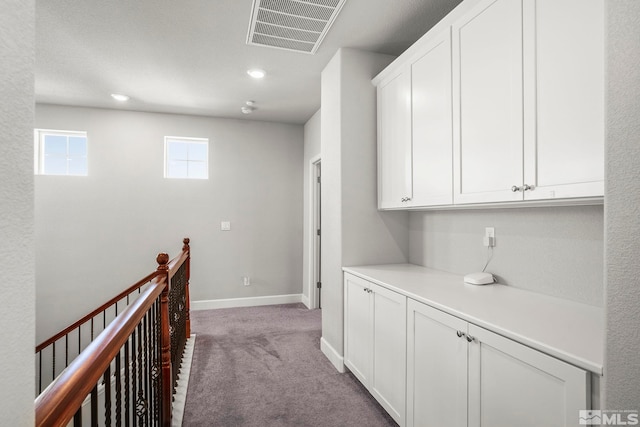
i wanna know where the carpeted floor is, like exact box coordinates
[181,303,398,427]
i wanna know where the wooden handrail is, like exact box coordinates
[35,271,161,352]
[35,276,167,427]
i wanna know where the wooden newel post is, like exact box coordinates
[156,252,172,427]
[182,237,191,337]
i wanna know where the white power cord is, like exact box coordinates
[481,246,493,273]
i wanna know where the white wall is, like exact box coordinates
[410,206,604,306]
[0,0,36,424]
[35,105,304,341]
[321,48,409,364]
[604,0,640,410]
[302,110,321,307]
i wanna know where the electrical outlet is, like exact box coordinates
[484,227,495,247]
[242,276,251,286]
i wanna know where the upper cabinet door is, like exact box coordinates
[523,0,605,200]
[452,0,524,204]
[411,29,454,207]
[378,70,413,209]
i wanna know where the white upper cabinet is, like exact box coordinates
[410,29,454,207]
[522,0,605,200]
[452,0,524,204]
[374,0,605,209]
[378,70,412,209]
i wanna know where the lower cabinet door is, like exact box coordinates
[343,274,373,386]
[407,300,468,427]
[371,283,407,426]
[467,324,590,427]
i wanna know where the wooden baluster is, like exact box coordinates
[157,252,172,427]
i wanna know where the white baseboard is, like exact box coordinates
[301,294,310,309]
[192,294,303,310]
[321,337,345,373]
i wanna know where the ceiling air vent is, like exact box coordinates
[247,0,348,54]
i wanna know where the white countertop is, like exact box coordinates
[343,264,603,375]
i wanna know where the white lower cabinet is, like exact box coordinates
[407,299,468,427]
[344,273,407,425]
[407,299,590,427]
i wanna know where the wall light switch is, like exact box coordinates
[221,221,231,231]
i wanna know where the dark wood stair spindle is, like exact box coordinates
[156,252,172,426]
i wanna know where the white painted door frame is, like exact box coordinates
[307,155,321,309]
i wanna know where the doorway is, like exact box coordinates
[310,157,321,309]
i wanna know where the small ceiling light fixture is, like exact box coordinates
[111,93,130,102]
[241,100,257,114]
[247,69,266,79]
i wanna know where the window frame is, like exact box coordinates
[164,136,209,180]
[34,129,88,176]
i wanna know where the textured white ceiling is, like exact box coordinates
[36,0,461,124]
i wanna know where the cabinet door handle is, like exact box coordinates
[456,330,464,338]
[466,335,476,343]
[511,185,521,192]
[523,184,534,191]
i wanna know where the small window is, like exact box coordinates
[164,136,209,179]
[34,129,88,176]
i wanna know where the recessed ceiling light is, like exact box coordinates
[111,93,130,102]
[247,69,266,79]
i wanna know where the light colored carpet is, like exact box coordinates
[181,303,397,427]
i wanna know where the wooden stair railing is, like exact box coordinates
[35,238,191,427]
